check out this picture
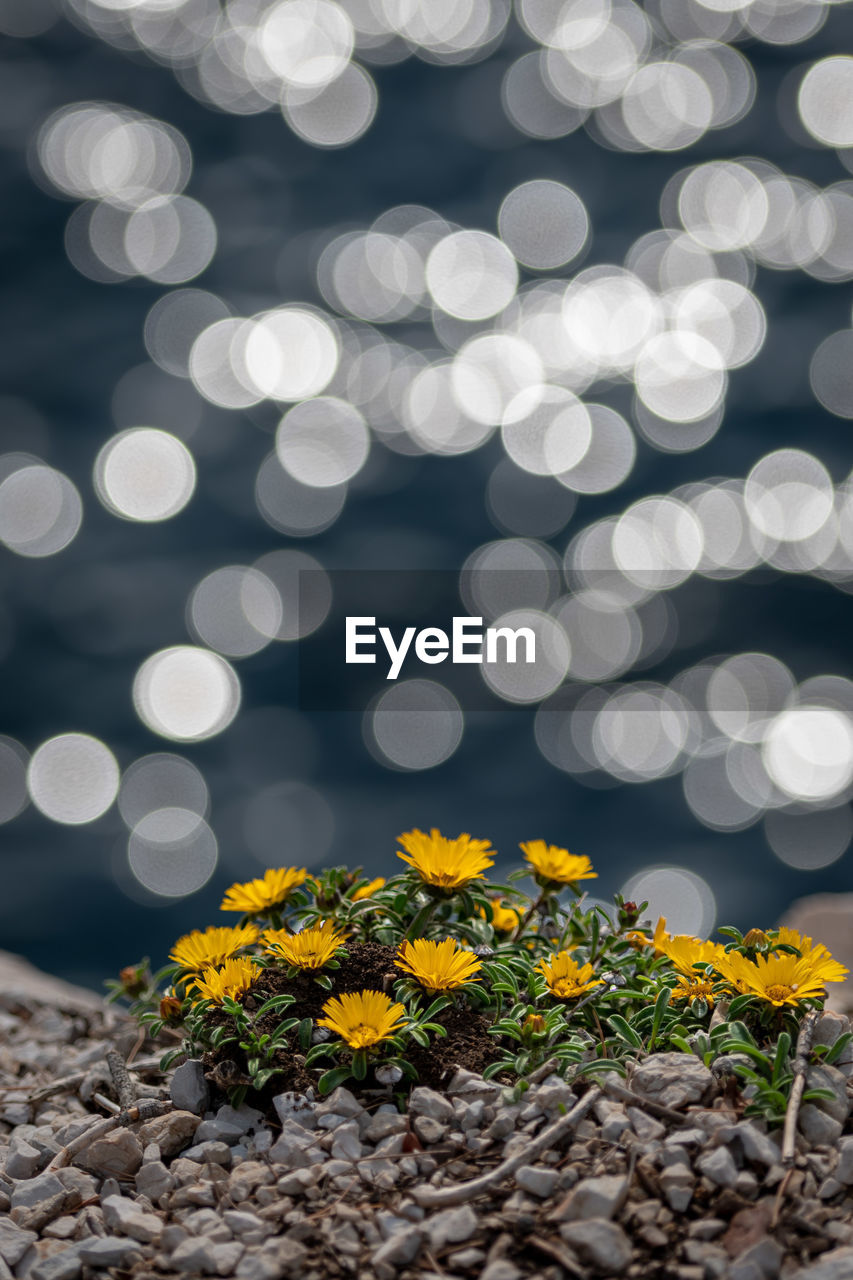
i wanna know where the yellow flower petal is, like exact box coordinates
[220,867,308,915]
[396,828,494,890]
[395,938,482,993]
[520,841,597,887]
[317,989,407,1049]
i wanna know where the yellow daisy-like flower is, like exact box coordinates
[715,948,845,1008]
[520,840,597,887]
[672,977,717,1007]
[538,950,603,1000]
[352,876,385,901]
[625,916,670,956]
[771,927,849,984]
[395,938,483,993]
[479,898,522,933]
[317,989,407,1050]
[170,924,260,973]
[263,920,348,970]
[660,934,727,979]
[191,957,259,1005]
[220,867,309,915]
[396,828,495,890]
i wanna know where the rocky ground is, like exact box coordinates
[3,955,853,1280]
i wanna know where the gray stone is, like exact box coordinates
[77,1237,142,1267]
[6,1136,44,1180]
[0,1220,38,1266]
[536,1077,577,1113]
[836,1136,853,1185]
[480,1264,522,1280]
[272,1093,315,1130]
[556,1173,627,1221]
[9,1172,68,1229]
[135,1159,174,1202]
[182,1140,233,1166]
[137,1109,201,1158]
[53,1168,97,1207]
[560,1219,632,1274]
[330,1123,362,1162]
[813,1012,850,1050]
[75,1126,143,1179]
[216,1103,264,1133]
[631,1053,713,1109]
[697,1146,739,1189]
[269,1123,324,1168]
[514,1165,560,1198]
[730,1238,783,1280]
[408,1087,455,1125]
[29,1247,83,1280]
[195,1119,245,1145]
[412,1116,445,1145]
[425,1206,479,1249]
[819,1177,844,1200]
[799,1104,844,1146]
[170,1060,210,1116]
[445,1068,500,1101]
[659,1164,694,1213]
[316,1087,362,1118]
[806,1064,851,1122]
[223,1212,271,1244]
[235,1237,308,1280]
[362,1111,407,1143]
[790,1247,853,1280]
[372,1224,422,1267]
[172,1236,245,1275]
[101,1193,162,1243]
[736,1122,781,1167]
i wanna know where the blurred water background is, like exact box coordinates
[1,0,853,989]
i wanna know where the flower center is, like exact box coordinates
[766,984,794,1002]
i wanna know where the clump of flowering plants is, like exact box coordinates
[115,828,850,1118]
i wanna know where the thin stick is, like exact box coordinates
[45,1101,172,1171]
[782,1009,819,1166]
[106,1049,137,1115]
[600,1078,693,1127]
[412,1086,600,1208]
[93,1093,121,1115]
[527,1234,585,1279]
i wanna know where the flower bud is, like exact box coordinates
[159,995,183,1025]
[119,966,146,997]
[523,1013,546,1036]
[743,929,768,949]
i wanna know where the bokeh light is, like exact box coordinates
[133,646,241,742]
[94,428,196,522]
[366,679,464,771]
[27,733,120,825]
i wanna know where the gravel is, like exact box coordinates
[3,956,853,1280]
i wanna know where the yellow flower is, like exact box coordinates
[317,989,407,1050]
[660,934,726,978]
[538,950,603,1000]
[478,898,521,933]
[191,957,259,1005]
[263,920,348,970]
[771,927,849,983]
[352,876,385,901]
[396,828,494,890]
[715,948,845,1008]
[625,916,670,956]
[672,977,717,1007]
[395,938,482,993]
[520,840,597,887]
[170,924,260,973]
[220,867,308,915]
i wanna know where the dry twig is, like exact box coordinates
[412,1086,601,1208]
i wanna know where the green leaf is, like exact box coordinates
[648,985,672,1052]
[318,1067,353,1095]
[824,1032,853,1066]
[255,994,296,1018]
[772,1033,792,1087]
[298,1018,313,1052]
[606,1015,643,1049]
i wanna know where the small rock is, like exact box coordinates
[362,1111,407,1143]
[408,1087,455,1125]
[735,1123,781,1168]
[819,1177,844,1200]
[560,1219,632,1274]
[135,1159,174,1202]
[836,1136,853,1185]
[631,1054,713,1109]
[170,1059,210,1115]
[554,1173,628,1221]
[183,1140,233,1166]
[426,1206,479,1250]
[688,1219,726,1241]
[137,1110,201,1158]
[0,1220,38,1266]
[316,1087,362,1118]
[236,1237,308,1280]
[730,1238,783,1280]
[216,1103,264,1133]
[372,1224,422,1267]
[627,1107,665,1141]
[536,1077,576,1113]
[75,1126,143,1179]
[515,1165,560,1198]
[697,1146,739,1189]
[195,1119,245,1145]
[799,1104,844,1146]
[806,1064,851,1123]
[29,1246,83,1280]
[330,1123,362,1162]
[789,1247,853,1280]
[272,1093,315,1130]
[659,1164,695,1213]
[480,1263,522,1280]
[412,1116,445,1145]
[101,1193,162,1243]
[77,1237,142,1267]
[9,1172,68,1230]
[6,1136,44,1180]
